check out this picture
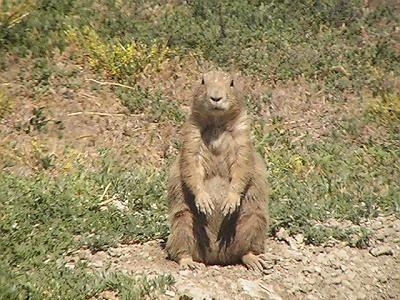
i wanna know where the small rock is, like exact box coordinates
[108,247,124,257]
[177,286,211,300]
[64,262,75,269]
[165,290,175,297]
[276,228,289,240]
[369,246,394,257]
[314,266,322,275]
[294,234,304,244]
[99,290,119,300]
[364,284,372,291]
[376,274,389,283]
[329,277,342,285]
[342,279,352,287]
[357,292,368,299]
[140,251,150,258]
[93,251,108,260]
[299,283,313,293]
[275,228,300,249]
[316,254,330,266]
[240,279,283,300]
[335,249,349,260]
[388,289,399,298]
[178,270,191,277]
[305,278,316,285]
[77,249,91,260]
[112,200,128,211]
[89,261,103,268]
[346,271,357,280]
[302,267,313,274]
[284,249,303,261]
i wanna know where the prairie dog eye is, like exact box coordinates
[230,80,234,87]
[201,78,205,85]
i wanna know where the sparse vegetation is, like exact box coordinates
[0,155,170,299]
[0,89,14,117]
[0,0,399,298]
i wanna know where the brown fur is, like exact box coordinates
[166,71,269,271]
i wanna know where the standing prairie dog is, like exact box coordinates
[166,71,269,271]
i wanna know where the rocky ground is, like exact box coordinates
[67,215,399,300]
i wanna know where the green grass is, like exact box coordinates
[251,92,399,244]
[2,0,397,120]
[262,128,399,244]
[2,1,399,97]
[0,154,171,299]
[115,85,185,123]
[0,0,399,298]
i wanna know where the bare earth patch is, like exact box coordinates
[68,216,399,300]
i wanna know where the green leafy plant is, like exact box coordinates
[66,26,176,82]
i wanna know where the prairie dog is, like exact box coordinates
[166,71,269,271]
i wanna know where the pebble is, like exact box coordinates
[178,270,191,277]
[64,262,75,269]
[346,270,357,280]
[89,260,103,268]
[329,277,342,285]
[341,279,352,287]
[299,283,313,293]
[376,274,389,283]
[369,246,394,257]
[108,247,124,257]
[314,266,322,274]
[77,249,91,259]
[295,234,304,243]
[336,248,350,260]
[240,279,266,298]
[99,290,118,300]
[140,251,150,258]
[164,290,175,297]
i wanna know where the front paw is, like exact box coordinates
[196,190,214,215]
[222,192,241,215]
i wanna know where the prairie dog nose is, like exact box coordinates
[210,96,223,102]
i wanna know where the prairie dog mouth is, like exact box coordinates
[210,104,227,112]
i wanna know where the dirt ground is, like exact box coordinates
[69,215,399,300]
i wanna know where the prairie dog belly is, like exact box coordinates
[204,176,229,210]
[196,176,237,264]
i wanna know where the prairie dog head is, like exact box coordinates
[192,71,242,118]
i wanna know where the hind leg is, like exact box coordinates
[230,169,270,270]
[234,207,269,271]
[166,162,205,269]
[166,208,205,269]
[166,193,199,268]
